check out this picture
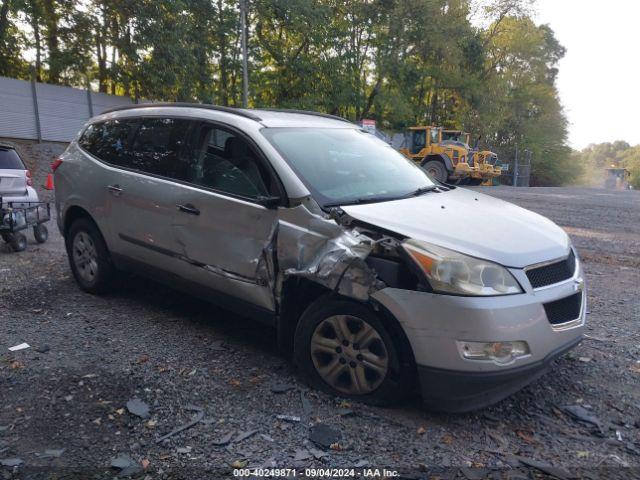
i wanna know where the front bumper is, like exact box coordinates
[417,336,581,412]
[372,262,586,412]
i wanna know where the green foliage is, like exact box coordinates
[0,0,578,185]
[574,141,640,189]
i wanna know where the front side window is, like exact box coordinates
[430,128,439,144]
[79,119,136,167]
[262,128,435,207]
[411,131,426,154]
[186,124,273,199]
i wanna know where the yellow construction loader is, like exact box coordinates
[604,166,630,189]
[398,126,473,183]
[441,130,502,185]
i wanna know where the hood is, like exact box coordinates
[342,187,570,268]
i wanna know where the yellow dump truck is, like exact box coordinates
[398,126,472,183]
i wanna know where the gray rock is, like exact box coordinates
[310,424,341,449]
[126,398,151,419]
[0,458,23,467]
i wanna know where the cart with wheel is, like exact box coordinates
[0,200,50,252]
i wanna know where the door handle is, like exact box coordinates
[107,184,123,195]
[177,203,200,215]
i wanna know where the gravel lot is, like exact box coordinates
[1,186,639,479]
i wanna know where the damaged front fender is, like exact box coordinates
[276,206,389,302]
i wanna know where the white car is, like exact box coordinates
[1,144,48,251]
[0,144,39,206]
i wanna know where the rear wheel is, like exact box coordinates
[294,296,411,406]
[421,159,448,183]
[33,224,48,243]
[66,218,116,294]
[8,233,27,252]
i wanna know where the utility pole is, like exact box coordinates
[240,0,249,108]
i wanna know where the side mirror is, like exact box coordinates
[257,195,282,208]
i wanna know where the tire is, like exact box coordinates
[33,224,48,243]
[420,159,448,183]
[293,296,412,406]
[66,218,116,294]
[8,233,27,252]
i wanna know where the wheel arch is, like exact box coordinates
[62,205,107,242]
[277,279,418,383]
[277,278,332,355]
[421,153,453,173]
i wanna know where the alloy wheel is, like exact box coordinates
[310,315,389,395]
[72,231,98,283]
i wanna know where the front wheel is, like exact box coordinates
[66,218,117,294]
[33,224,48,243]
[294,296,412,406]
[420,160,448,183]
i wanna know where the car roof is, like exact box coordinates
[99,103,355,129]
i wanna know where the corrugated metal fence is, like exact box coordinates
[0,76,133,143]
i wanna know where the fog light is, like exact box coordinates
[458,341,530,365]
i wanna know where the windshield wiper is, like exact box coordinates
[322,186,437,209]
[398,185,438,198]
[323,195,400,209]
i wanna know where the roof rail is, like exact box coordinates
[257,108,352,124]
[99,102,263,121]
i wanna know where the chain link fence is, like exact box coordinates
[500,148,531,187]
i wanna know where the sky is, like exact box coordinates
[535,0,640,150]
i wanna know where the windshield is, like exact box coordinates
[261,128,436,207]
[442,132,469,146]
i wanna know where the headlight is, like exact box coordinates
[403,239,522,296]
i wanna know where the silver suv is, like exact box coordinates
[55,104,585,412]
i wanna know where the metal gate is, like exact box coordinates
[500,147,531,187]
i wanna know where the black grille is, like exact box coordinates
[543,292,582,325]
[526,250,576,288]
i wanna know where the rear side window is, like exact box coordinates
[129,118,192,179]
[0,148,25,169]
[79,120,137,168]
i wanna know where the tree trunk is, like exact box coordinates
[217,0,228,105]
[96,28,107,92]
[34,21,42,81]
[361,77,381,119]
[42,0,61,83]
[0,0,10,47]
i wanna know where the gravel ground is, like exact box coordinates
[1,186,639,479]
